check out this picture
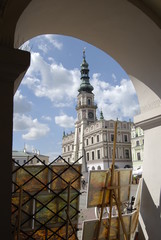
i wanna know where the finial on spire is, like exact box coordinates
[83,47,86,59]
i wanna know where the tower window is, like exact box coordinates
[87,99,91,105]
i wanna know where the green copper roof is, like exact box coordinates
[78,49,94,93]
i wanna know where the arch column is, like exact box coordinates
[134,114,161,240]
[132,77,161,239]
[0,46,30,237]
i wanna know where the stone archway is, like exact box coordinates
[14,1,161,101]
[1,1,161,239]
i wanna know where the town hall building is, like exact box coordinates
[62,51,132,173]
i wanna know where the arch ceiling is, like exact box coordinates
[1,0,161,112]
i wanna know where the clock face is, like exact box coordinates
[88,112,94,119]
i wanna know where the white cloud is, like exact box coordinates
[41,115,52,121]
[48,57,55,63]
[38,44,48,53]
[14,90,32,113]
[112,73,117,82]
[91,75,139,120]
[21,50,139,121]
[55,114,75,128]
[19,40,31,51]
[44,35,63,50]
[13,113,50,140]
[34,35,63,54]
[22,52,80,107]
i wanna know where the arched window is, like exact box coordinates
[97,166,101,170]
[92,166,95,170]
[88,99,91,105]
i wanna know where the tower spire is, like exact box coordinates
[78,49,94,93]
[100,109,104,120]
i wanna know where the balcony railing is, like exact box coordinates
[76,103,97,110]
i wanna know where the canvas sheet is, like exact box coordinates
[87,169,132,208]
[82,210,138,240]
[51,164,81,191]
[15,165,48,193]
[15,224,77,240]
[35,190,79,227]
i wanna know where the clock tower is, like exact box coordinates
[76,49,97,124]
[72,50,97,173]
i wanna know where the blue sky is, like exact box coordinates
[13,34,139,160]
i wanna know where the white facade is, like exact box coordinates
[62,119,132,171]
[62,52,132,172]
[131,126,144,171]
